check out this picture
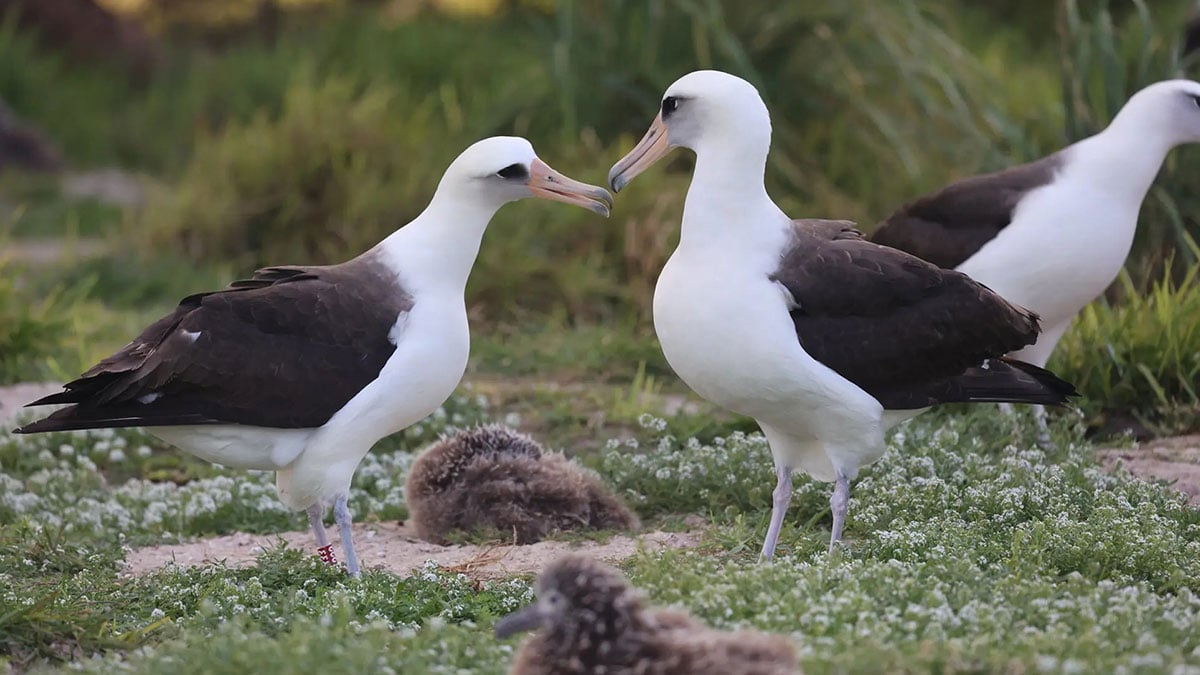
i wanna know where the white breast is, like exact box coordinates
[653,244,885,455]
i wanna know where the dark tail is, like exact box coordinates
[954,357,1078,406]
[13,403,211,434]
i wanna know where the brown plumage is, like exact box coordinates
[776,219,1077,410]
[404,426,639,544]
[495,554,801,675]
[15,253,412,433]
[869,155,1062,269]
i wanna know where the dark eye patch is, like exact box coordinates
[661,96,679,117]
[1190,94,1200,109]
[497,163,528,180]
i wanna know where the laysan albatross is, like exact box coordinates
[607,70,1076,558]
[872,79,1200,368]
[14,136,613,576]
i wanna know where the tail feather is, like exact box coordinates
[956,357,1078,406]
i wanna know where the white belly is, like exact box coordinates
[653,253,887,479]
[152,425,314,470]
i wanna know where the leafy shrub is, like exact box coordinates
[130,73,445,268]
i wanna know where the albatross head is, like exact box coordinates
[440,136,613,216]
[1106,79,1200,147]
[608,70,772,192]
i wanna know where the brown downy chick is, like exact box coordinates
[495,554,801,675]
[405,425,639,544]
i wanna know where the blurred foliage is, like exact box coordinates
[132,74,437,266]
[0,254,71,384]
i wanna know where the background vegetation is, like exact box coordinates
[3,0,1200,434]
[2,1,1200,673]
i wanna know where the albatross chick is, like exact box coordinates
[495,554,800,675]
[405,425,639,544]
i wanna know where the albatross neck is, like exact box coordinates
[374,187,503,294]
[1068,111,1175,203]
[680,135,783,247]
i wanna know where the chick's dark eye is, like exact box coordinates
[1191,94,1200,109]
[661,96,679,117]
[497,163,528,180]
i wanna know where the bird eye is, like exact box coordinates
[1191,94,1200,110]
[497,163,528,180]
[661,96,679,117]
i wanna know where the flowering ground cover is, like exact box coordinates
[3,392,1198,674]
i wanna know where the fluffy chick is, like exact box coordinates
[495,554,800,675]
[405,425,639,544]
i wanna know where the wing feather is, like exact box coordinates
[18,254,412,431]
[773,219,1072,409]
[870,154,1062,268]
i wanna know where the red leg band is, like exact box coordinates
[317,544,337,565]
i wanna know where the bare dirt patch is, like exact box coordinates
[1098,435,1200,505]
[123,521,703,579]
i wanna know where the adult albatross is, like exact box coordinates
[15,136,613,576]
[607,71,1075,558]
[872,79,1200,368]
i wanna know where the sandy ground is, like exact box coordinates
[1097,434,1200,505]
[123,521,704,579]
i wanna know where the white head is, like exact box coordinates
[608,70,773,192]
[1106,79,1200,147]
[437,136,613,216]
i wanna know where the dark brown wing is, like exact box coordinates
[774,219,1074,410]
[870,154,1062,268]
[16,253,412,431]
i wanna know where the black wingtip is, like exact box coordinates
[994,357,1079,406]
[23,390,76,407]
[998,355,1075,401]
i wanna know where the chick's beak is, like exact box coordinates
[494,604,546,640]
[607,113,671,193]
[529,159,614,217]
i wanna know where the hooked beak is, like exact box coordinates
[607,113,671,193]
[494,604,545,640]
[529,159,614,217]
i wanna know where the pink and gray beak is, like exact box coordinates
[529,159,614,217]
[607,113,671,193]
